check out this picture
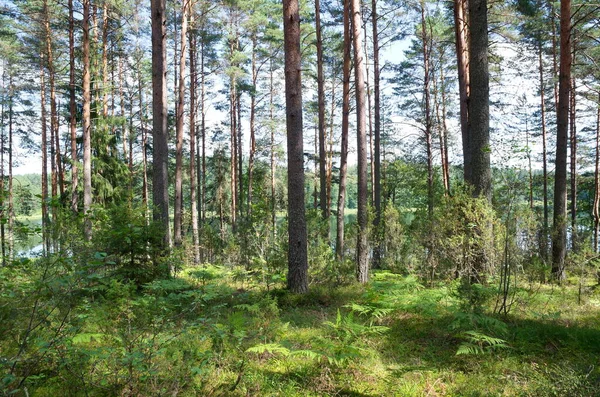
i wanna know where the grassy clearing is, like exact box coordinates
[2,266,600,396]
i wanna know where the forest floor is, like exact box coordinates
[3,264,600,396]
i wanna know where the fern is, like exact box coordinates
[456,330,509,355]
[245,343,290,356]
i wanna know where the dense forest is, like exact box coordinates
[1,0,600,395]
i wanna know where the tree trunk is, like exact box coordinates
[248,36,257,218]
[8,74,13,262]
[453,0,470,181]
[315,0,328,226]
[551,0,571,282]
[1,70,5,263]
[421,1,434,220]
[270,59,277,236]
[569,77,577,251]
[82,0,93,241]
[189,9,200,264]
[538,43,549,263]
[467,0,491,201]
[350,0,369,283]
[283,0,308,293]
[200,38,207,225]
[69,0,78,213]
[335,0,351,262]
[40,55,50,253]
[151,0,172,252]
[372,0,382,268]
[174,0,189,247]
[593,92,599,254]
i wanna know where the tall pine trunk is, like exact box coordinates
[82,0,93,241]
[453,0,470,181]
[283,0,308,293]
[315,0,327,226]
[350,0,369,283]
[174,0,189,247]
[538,43,549,263]
[151,0,172,252]
[189,10,200,264]
[69,0,78,213]
[335,0,351,261]
[40,54,50,253]
[372,0,382,268]
[551,0,571,281]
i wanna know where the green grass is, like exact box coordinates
[2,265,600,396]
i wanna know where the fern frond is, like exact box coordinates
[245,343,290,356]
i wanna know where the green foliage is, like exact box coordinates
[90,203,169,285]
[455,330,510,355]
[430,187,500,280]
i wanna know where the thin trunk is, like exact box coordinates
[237,89,243,219]
[248,36,257,218]
[174,0,188,247]
[364,35,374,205]
[372,0,382,268]
[283,0,308,293]
[69,0,78,213]
[336,0,351,261]
[441,65,451,193]
[569,77,577,250]
[421,2,434,220]
[40,55,49,253]
[189,9,200,264]
[526,115,533,209]
[436,58,450,195]
[270,59,276,235]
[138,73,149,213]
[201,39,207,224]
[8,74,13,262]
[539,43,549,262]
[314,126,318,209]
[43,0,60,224]
[82,0,93,241]
[593,92,600,253]
[230,44,237,229]
[102,6,109,118]
[315,0,328,224]
[551,0,571,281]
[351,0,369,283]
[1,70,5,263]
[327,73,335,219]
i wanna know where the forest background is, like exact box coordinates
[1,0,600,395]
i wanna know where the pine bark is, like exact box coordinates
[453,0,470,181]
[174,0,189,247]
[82,0,93,241]
[551,0,571,281]
[372,0,382,268]
[40,54,49,253]
[69,0,78,213]
[350,0,369,283]
[189,9,200,264]
[151,0,172,251]
[283,0,308,293]
[315,0,328,224]
[593,93,600,254]
[335,0,351,261]
[569,77,577,250]
[538,44,549,263]
[467,0,491,201]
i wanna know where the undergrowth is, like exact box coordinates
[2,263,600,396]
